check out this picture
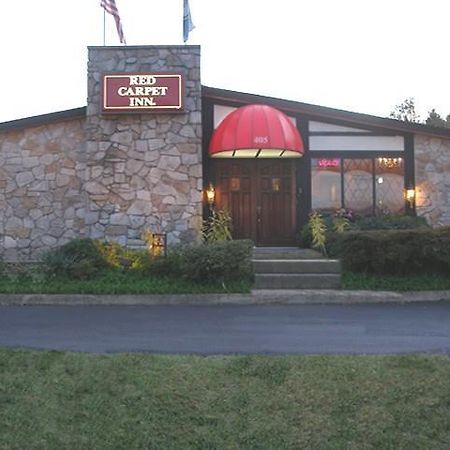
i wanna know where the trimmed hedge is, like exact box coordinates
[328,226,450,275]
[299,214,428,249]
[180,239,253,283]
[354,214,429,230]
[129,240,253,283]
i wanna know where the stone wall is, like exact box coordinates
[0,118,86,261]
[415,134,450,225]
[85,46,203,248]
[0,45,203,261]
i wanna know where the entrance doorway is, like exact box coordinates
[212,159,297,246]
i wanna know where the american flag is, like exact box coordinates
[101,0,126,44]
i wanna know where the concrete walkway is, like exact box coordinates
[1,289,450,306]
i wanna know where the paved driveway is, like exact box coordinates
[1,302,450,354]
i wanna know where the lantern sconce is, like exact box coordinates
[206,182,216,206]
[150,233,167,257]
[404,187,416,207]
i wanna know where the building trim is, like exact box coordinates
[0,107,86,133]
[202,86,450,140]
[309,131,399,137]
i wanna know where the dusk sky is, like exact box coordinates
[1,0,449,123]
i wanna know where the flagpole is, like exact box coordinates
[183,0,195,44]
[183,0,186,45]
[101,0,126,45]
[103,10,106,46]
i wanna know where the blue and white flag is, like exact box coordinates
[183,0,195,43]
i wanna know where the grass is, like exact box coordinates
[1,349,450,449]
[0,270,252,295]
[343,272,450,291]
[2,270,450,294]
[2,266,450,295]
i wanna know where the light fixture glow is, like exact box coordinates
[404,187,416,206]
[206,182,215,205]
[378,157,402,169]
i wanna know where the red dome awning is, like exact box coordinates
[209,104,304,158]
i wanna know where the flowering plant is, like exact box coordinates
[334,208,355,222]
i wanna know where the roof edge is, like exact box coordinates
[0,87,449,140]
[202,86,450,140]
[0,107,86,133]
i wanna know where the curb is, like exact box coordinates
[1,290,450,306]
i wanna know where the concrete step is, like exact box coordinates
[253,259,341,274]
[252,247,323,260]
[254,273,341,289]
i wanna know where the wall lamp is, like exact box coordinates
[404,187,416,207]
[206,182,216,206]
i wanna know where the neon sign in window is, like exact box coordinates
[317,158,340,168]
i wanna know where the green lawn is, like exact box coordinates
[2,269,450,295]
[1,349,450,449]
[343,272,450,291]
[0,271,252,295]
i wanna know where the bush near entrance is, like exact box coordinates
[300,213,450,280]
[328,226,450,275]
[300,213,429,249]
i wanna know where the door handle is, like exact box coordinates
[256,206,262,223]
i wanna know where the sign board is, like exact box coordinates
[102,73,184,113]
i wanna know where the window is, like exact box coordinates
[311,157,405,215]
[344,159,373,214]
[375,158,404,214]
[311,158,341,210]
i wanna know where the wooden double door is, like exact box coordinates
[213,159,297,246]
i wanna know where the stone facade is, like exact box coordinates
[0,118,86,261]
[3,44,450,261]
[84,46,203,249]
[415,134,450,225]
[0,45,203,261]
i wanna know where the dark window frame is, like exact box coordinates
[311,155,406,215]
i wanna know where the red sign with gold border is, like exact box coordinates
[102,73,184,113]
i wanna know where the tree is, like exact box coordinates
[425,109,450,129]
[390,97,420,123]
[390,98,450,129]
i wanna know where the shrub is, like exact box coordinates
[180,239,253,284]
[39,237,254,285]
[132,247,184,277]
[96,240,125,268]
[203,209,233,242]
[329,226,450,275]
[354,214,429,230]
[300,213,429,249]
[41,238,109,279]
